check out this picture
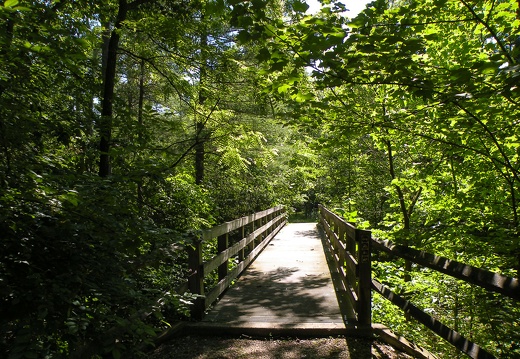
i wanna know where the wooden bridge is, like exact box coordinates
[162,205,520,359]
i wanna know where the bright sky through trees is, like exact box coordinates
[306,0,373,16]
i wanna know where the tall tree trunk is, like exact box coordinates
[385,138,413,279]
[0,16,15,180]
[195,18,208,185]
[386,139,410,230]
[0,16,14,96]
[510,179,520,277]
[99,0,128,177]
[137,58,146,210]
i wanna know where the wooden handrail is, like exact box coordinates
[372,279,496,359]
[318,204,372,329]
[319,204,519,359]
[372,238,520,300]
[187,205,287,319]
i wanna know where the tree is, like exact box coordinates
[250,0,520,357]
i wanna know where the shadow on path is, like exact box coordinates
[148,335,411,359]
[202,223,343,325]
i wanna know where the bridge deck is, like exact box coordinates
[188,222,351,336]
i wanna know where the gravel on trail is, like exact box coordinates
[146,335,416,359]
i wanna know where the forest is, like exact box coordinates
[0,0,519,358]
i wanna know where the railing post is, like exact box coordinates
[266,212,272,236]
[217,233,229,281]
[356,228,372,330]
[255,216,262,246]
[239,226,245,261]
[250,217,256,248]
[318,204,323,224]
[188,237,205,320]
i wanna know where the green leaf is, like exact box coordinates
[278,84,292,93]
[4,0,19,7]
[256,47,271,62]
[291,92,313,102]
[292,0,309,13]
[235,30,251,43]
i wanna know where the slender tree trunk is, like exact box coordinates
[385,138,413,282]
[195,18,208,185]
[99,0,128,177]
[0,16,14,96]
[138,59,145,130]
[0,16,15,180]
[510,180,520,277]
[137,58,146,210]
[385,139,410,230]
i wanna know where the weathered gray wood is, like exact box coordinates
[201,205,284,241]
[372,324,438,359]
[203,214,285,275]
[187,239,205,319]
[341,269,359,311]
[357,228,372,328]
[372,238,520,301]
[184,206,287,320]
[344,251,358,277]
[326,242,358,311]
[240,226,246,260]
[204,221,285,307]
[372,279,496,359]
[319,204,372,331]
[320,205,357,240]
[217,233,229,281]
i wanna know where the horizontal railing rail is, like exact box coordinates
[318,204,372,329]
[318,204,519,359]
[187,205,287,319]
[371,279,494,359]
[372,238,520,300]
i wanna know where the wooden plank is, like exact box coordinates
[372,324,438,359]
[372,238,520,300]
[203,214,286,275]
[204,236,247,275]
[239,225,245,261]
[357,228,372,328]
[345,263,358,292]
[372,279,496,359]
[321,232,357,322]
[205,221,285,307]
[319,204,365,325]
[344,251,358,277]
[324,222,335,242]
[340,266,358,310]
[217,233,229,281]
[187,240,205,320]
[337,240,347,263]
[201,205,284,241]
[319,205,356,239]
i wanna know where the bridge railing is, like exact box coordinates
[371,238,519,359]
[187,205,287,319]
[318,205,519,359]
[318,204,372,329]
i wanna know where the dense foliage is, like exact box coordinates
[0,0,313,357]
[1,0,519,358]
[253,0,520,357]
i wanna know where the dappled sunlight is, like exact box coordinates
[201,223,343,325]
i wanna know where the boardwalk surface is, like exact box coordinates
[190,222,347,336]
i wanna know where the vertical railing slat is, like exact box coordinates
[188,238,205,320]
[217,233,229,281]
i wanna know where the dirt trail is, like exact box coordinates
[147,335,416,359]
